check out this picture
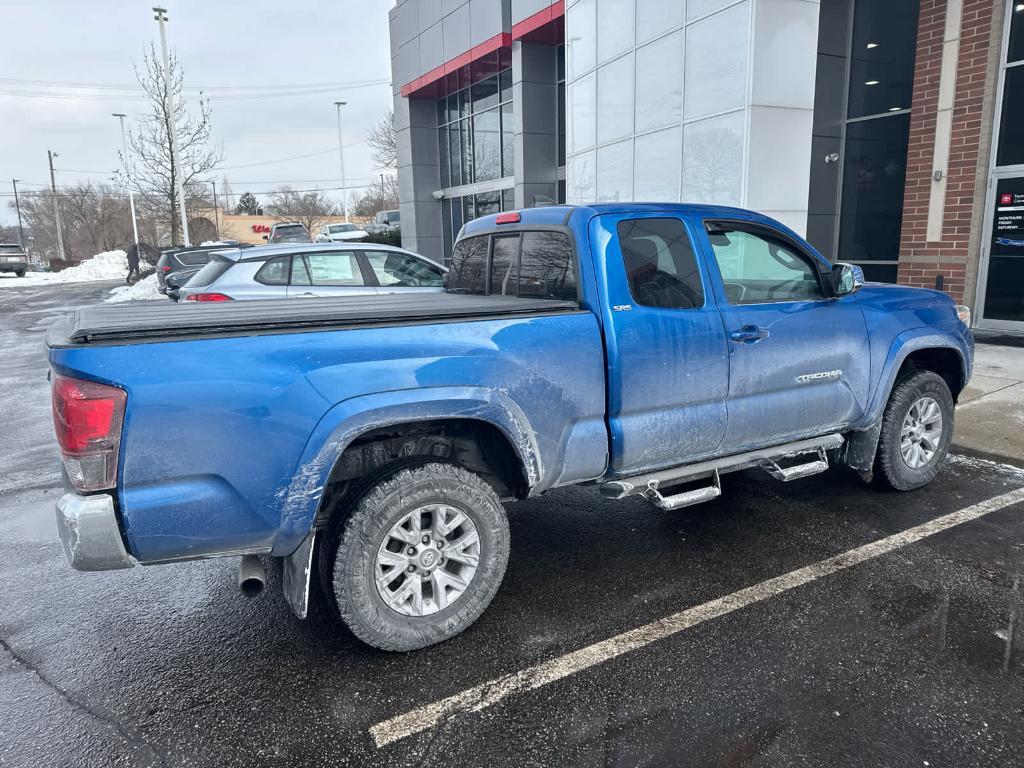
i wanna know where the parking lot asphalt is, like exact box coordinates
[1,282,1023,768]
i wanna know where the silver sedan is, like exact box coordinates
[177,243,447,302]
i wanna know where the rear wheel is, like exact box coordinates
[15,270,25,278]
[875,370,954,491]
[322,462,510,651]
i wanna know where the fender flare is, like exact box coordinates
[845,327,968,476]
[272,386,541,555]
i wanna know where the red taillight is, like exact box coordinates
[185,292,232,302]
[161,265,172,272]
[51,374,126,492]
[496,212,521,224]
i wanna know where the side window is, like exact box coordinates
[365,251,444,287]
[447,236,488,294]
[490,235,520,296]
[254,255,290,286]
[304,252,364,286]
[291,254,311,285]
[618,218,704,309]
[518,231,576,300]
[707,225,823,304]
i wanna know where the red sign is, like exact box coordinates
[1000,193,1013,205]
[252,224,270,233]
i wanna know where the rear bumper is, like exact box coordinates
[55,493,137,571]
[0,261,27,272]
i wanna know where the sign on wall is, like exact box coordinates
[991,177,1024,256]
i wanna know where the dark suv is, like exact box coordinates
[0,243,28,277]
[157,246,226,300]
[266,223,312,244]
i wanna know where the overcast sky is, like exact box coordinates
[0,0,396,226]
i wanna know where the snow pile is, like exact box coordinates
[105,274,163,303]
[0,249,128,287]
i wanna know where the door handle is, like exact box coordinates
[730,325,770,344]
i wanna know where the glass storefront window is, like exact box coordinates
[846,0,920,119]
[1008,2,1024,63]
[996,66,1024,166]
[436,67,514,188]
[837,113,911,264]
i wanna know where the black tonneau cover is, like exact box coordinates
[50,293,581,346]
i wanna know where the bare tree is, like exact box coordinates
[118,43,222,245]
[269,186,338,236]
[353,174,399,217]
[367,111,397,170]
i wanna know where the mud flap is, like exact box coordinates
[283,532,316,619]
[841,420,883,481]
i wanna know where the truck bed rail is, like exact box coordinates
[49,293,581,346]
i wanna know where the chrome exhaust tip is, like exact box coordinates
[238,555,266,598]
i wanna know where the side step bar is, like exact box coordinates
[600,433,844,503]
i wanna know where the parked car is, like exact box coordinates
[156,246,221,299]
[265,222,312,244]
[316,223,369,242]
[0,243,28,277]
[177,243,446,302]
[47,203,973,652]
[367,209,400,234]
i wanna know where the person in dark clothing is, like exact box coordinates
[126,243,140,284]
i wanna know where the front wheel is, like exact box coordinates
[875,370,954,491]
[322,462,510,651]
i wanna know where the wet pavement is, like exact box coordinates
[1,281,1023,767]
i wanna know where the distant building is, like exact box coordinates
[390,0,1024,334]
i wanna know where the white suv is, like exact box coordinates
[316,223,368,242]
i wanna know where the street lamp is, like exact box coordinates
[153,6,191,246]
[335,101,350,223]
[112,113,141,252]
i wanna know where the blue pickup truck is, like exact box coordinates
[47,203,973,651]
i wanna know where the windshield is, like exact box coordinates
[329,224,357,233]
[0,245,24,256]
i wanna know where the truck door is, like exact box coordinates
[595,214,730,476]
[698,218,871,453]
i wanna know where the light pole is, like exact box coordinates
[47,150,65,263]
[334,101,350,223]
[153,6,191,246]
[11,179,25,250]
[112,113,141,252]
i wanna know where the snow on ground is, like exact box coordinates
[0,249,128,287]
[105,274,163,303]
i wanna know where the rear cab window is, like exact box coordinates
[447,230,577,300]
[175,251,214,267]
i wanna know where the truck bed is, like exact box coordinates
[48,293,581,346]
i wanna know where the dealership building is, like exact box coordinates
[389,0,1024,332]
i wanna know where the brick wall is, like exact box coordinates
[896,0,997,304]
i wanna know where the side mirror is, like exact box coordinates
[262,235,269,241]
[832,262,864,297]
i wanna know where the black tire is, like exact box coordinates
[875,370,954,491]
[15,270,25,278]
[323,462,510,651]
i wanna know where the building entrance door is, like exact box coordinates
[978,173,1024,331]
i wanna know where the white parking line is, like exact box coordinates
[370,487,1024,748]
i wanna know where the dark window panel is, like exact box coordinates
[557,44,566,83]
[449,124,462,187]
[1009,4,1024,64]
[447,234,488,294]
[846,0,919,119]
[472,75,500,113]
[996,65,1024,166]
[447,93,460,124]
[501,102,515,177]
[501,188,515,211]
[856,262,899,283]
[983,257,1024,320]
[459,87,471,119]
[475,191,500,218]
[473,108,502,182]
[442,198,453,265]
[557,81,566,166]
[462,194,475,224]
[837,113,911,263]
[437,98,447,127]
[557,179,566,204]
[439,126,450,188]
[618,218,704,309]
[499,68,513,103]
